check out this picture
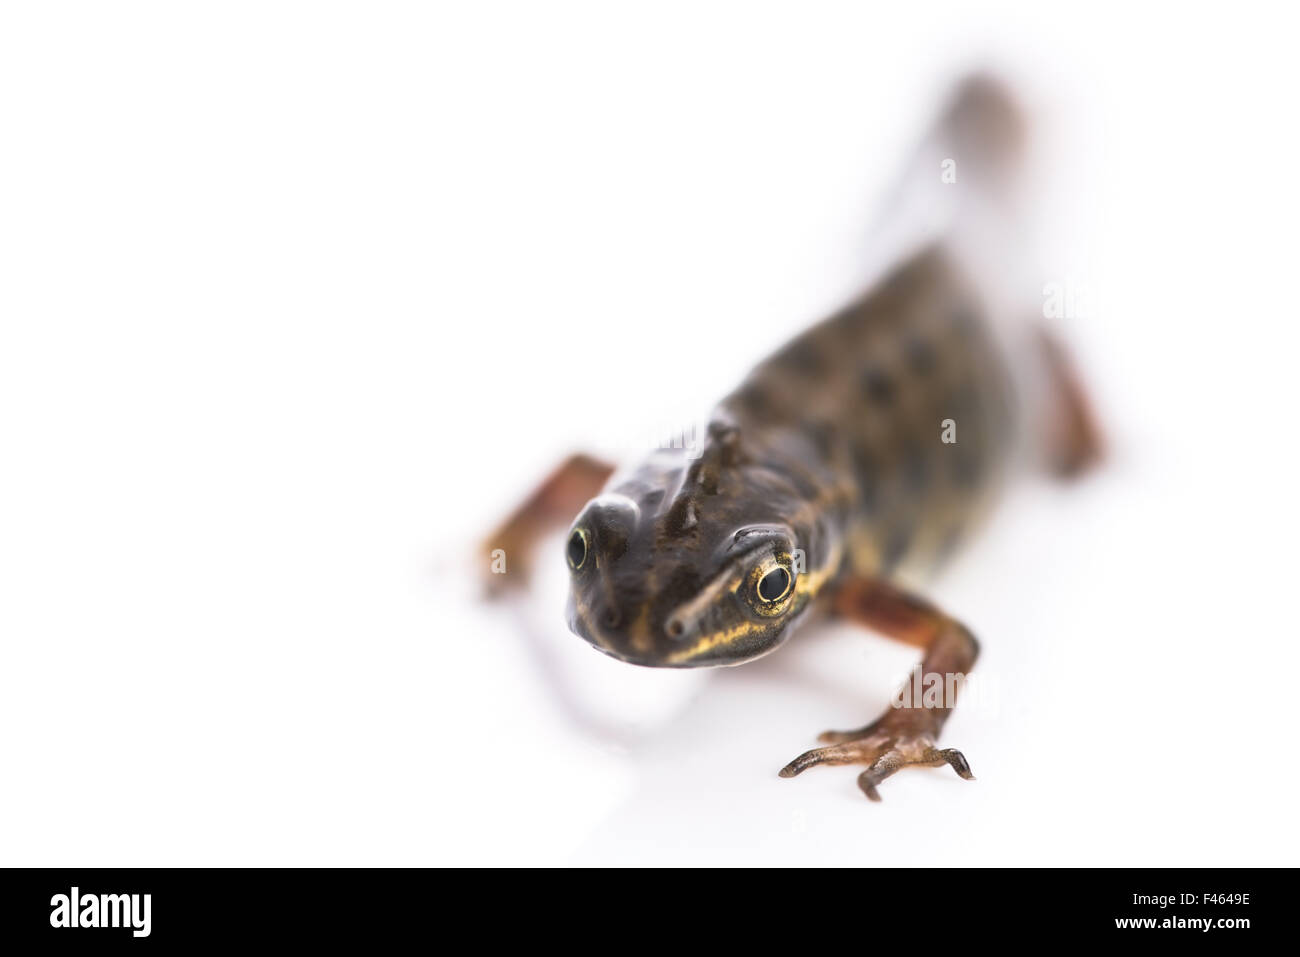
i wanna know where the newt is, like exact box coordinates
[484,75,1102,801]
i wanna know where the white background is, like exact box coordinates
[2,2,1298,866]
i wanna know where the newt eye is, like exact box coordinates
[757,566,792,603]
[566,528,590,570]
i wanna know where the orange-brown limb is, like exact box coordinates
[481,453,614,596]
[780,576,979,801]
[1037,326,1105,478]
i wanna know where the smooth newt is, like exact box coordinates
[485,75,1102,801]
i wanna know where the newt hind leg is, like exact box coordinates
[779,578,979,801]
[1036,326,1105,478]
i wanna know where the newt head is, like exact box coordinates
[563,426,838,668]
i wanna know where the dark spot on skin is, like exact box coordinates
[601,606,622,628]
[904,335,937,375]
[861,367,895,405]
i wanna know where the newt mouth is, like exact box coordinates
[568,611,715,669]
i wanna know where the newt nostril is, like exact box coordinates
[665,616,688,640]
[601,607,622,629]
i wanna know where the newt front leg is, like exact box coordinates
[779,578,980,801]
[481,453,614,596]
